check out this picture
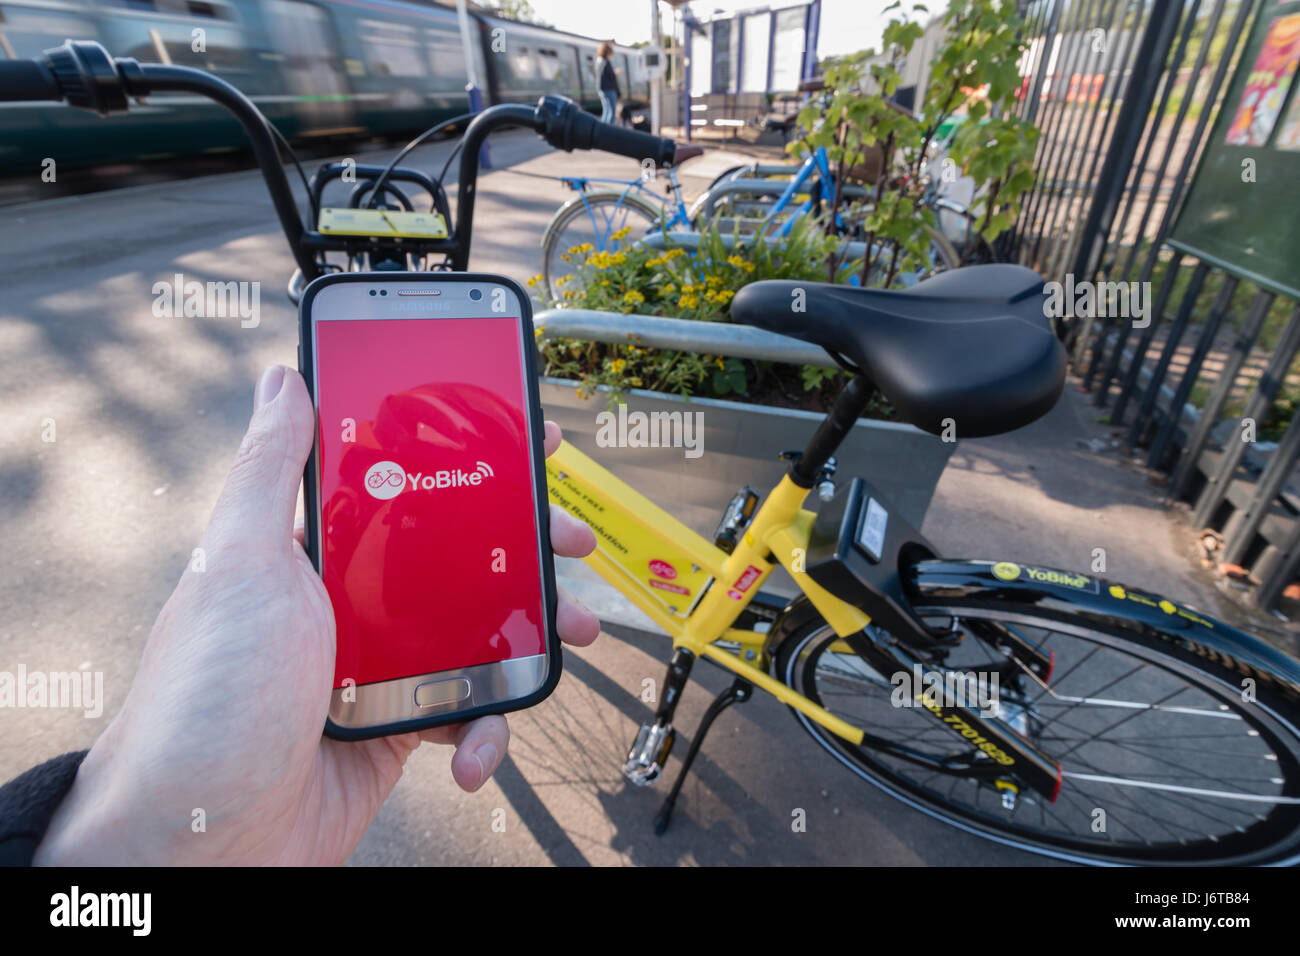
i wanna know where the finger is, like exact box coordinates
[543,421,562,458]
[549,504,596,558]
[416,715,509,792]
[205,366,315,554]
[557,586,600,647]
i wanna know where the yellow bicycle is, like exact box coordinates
[546,268,1300,865]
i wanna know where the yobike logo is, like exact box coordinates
[363,459,494,500]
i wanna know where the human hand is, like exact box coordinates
[35,365,599,865]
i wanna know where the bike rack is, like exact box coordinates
[532,309,837,369]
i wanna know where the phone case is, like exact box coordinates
[297,271,560,741]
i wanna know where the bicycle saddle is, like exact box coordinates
[664,143,704,167]
[730,265,1065,438]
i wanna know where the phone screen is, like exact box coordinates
[311,312,545,690]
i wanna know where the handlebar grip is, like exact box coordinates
[586,120,676,168]
[535,96,674,167]
[0,58,61,102]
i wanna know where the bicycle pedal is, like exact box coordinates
[623,721,675,786]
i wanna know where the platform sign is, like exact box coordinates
[1168,1,1300,299]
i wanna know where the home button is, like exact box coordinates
[414,678,472,709]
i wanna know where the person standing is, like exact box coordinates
[596,41,620,125]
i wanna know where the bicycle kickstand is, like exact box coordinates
[653,677,753,836]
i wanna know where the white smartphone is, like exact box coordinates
[297,272,559,740]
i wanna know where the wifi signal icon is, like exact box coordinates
[475,461,495,479]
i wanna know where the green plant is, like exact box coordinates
[531,216,867,408]
[792,0,1040,286]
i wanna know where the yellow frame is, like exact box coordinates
[547,440,871,746]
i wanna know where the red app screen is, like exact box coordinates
[312,316,545,689]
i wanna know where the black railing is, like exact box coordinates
[1006,0,1300,613]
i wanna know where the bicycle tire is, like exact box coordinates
[772,588,1300,865]
[540,190,663,302]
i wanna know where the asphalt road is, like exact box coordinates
[1,128,1290,865]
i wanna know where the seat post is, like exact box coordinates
[789,373,875,487]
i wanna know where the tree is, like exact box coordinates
[483,0,551,28]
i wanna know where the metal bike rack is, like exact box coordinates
[532,308,836,369]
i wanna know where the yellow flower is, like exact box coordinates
[725,255,755,273]
[663,282,676,295]
[588,249,628,270]
[717,289,736,303]
[609,358,627,373]
[610,225,633,241]
[556,274,570,286]
[527,274,542,287]
[715,356,725,369]
[678,294,699,309]
[706,275,723,288]
[662,248,686,260]
[622,290,645,305]
[534,326,545,339]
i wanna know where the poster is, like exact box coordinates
[1276,75,1300,149]
[1223,13,1300,146]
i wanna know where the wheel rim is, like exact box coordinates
[784,609,1300,864]
[544,196,660,301]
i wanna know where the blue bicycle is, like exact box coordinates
[540,143,959,299]
[540,144,702,300]
[541,143,856,298]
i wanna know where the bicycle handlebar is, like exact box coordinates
[4,40,678,280]
[0,59,60,101]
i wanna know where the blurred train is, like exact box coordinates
[0,0,652,172]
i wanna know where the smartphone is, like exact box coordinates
[297,272,558,740]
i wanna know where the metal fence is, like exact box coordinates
[1008,0,1300,611]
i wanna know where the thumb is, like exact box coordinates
[204,365,315,554]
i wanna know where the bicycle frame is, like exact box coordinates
[767,146,839,237]
[560,171,692,245]
[702,147,841,236]
[546,439,870,744]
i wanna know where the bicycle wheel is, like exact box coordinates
[774,591,1300,865]
[541,191,663,302]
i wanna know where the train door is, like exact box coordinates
[262,0,355,136]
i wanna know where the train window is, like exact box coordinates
[508,43,535,81]
[185,1,222,18]
[536,47,568,85]
[425,28,466,91]
[360,19,427,78]
[0,4,97,56]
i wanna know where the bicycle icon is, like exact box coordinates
[366,469,404,490]
[363,460,406,500]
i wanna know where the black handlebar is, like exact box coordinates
[0,59,60,101]
[6,40,678,281]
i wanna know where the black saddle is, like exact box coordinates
[729,265,1065,438]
